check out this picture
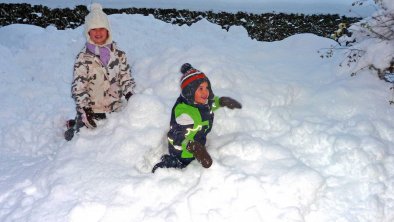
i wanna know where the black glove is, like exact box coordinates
[219,97,242,109]
[187,141,212,168]
[125,92,132,101]
[82,107,97,128]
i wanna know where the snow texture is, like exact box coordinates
[0,1,393,222]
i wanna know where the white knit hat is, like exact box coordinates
[84,3,112,45]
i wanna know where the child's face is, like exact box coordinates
[88,28,109,45]
[194,81,209,105]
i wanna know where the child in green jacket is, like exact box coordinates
[152,63,241,173]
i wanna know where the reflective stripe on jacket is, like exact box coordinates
[167,96,220,158]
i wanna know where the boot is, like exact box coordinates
[152,154,185,173]
[66,119,76,129]
[64,118,84,141]
[64,128,75,141]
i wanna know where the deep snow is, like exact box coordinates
[0,1,393,222]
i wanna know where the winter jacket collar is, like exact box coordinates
[86,42,113,66]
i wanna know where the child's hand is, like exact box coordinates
[82,107,97,128]
[125,92,133,101]
[219,97,242,109]
[187,141,212,168]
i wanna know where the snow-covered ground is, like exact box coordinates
[1,1,394,222]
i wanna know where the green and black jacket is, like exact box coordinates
[167,95,221,159]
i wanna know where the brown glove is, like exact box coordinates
[187,141,212,168]
[219,97,242,109]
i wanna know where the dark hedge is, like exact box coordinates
[0,3,361,42]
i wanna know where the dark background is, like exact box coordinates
[0,3,360,42]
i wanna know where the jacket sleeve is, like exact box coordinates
[212,96,221,112]
[71,52,91,113]
[170,121,193,146]
[170,108,195,145]
[118,51,136,97]
[173,104,207,158]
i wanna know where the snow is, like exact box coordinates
[0,1,394,222]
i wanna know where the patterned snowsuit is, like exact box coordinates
[72,42,135,114]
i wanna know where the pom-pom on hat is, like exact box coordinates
[84,3,112,45]
[179,63,214,104]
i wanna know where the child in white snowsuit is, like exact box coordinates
[65,3,136,141]
[152,63,242,173]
